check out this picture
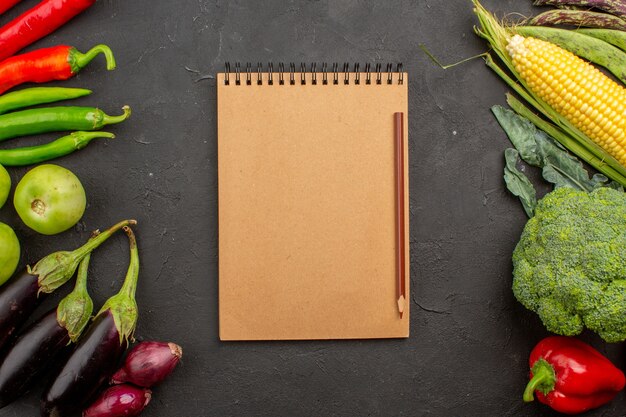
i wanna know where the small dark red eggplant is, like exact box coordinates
[0,219,135,352]
[42,226,140,417]
[112,341,182,387]
[0,252,94,408]
[83,384,151,417]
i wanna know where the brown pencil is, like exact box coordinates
[394,112,406,318]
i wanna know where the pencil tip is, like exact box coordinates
[399,311,403,319]
[397,295,406,317]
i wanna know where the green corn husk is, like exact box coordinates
[473,0,626,187]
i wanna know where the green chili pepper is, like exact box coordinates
[0,105,130,141]
[0,131,114,166]
[0,87,92,115]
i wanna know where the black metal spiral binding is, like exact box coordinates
[311,63,317,85]
[268,62,274,85]
[278,62,285,85]
[234,62,241,85]
[223,62,405,85]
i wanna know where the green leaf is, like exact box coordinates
[504,148,537,218]
[492,106,541,166]
[492,105,611,193]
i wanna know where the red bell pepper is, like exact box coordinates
[523,336,626,414]
[0,44,115,95]
[0,0,95,62]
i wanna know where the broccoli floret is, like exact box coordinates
[512,187,626,342]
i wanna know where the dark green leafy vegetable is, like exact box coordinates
[492,105,617,194]
[504,148,537,217]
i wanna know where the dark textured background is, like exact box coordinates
[0,0,623,416]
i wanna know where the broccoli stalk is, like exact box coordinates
[512,187,626,342]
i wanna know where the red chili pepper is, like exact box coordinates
[0,0,22,16]
[0,0,95,62]
[0,44,115,95]
[523,336,626,414]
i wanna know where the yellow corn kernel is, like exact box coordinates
[506,34,626,167]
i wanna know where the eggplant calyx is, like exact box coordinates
[29,252,80,295]
[57,253,94,343]
[96,226,139,345]
[31,219,136,294]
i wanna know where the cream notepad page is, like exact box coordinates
[218,70,409,340]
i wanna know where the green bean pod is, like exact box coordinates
[0,105,130,141]
[516,26,626,85]
[0,87,92,116]
[533,0,626,18]
[0,131,114,166]
[528,9,626,30]
[577,28,626,52]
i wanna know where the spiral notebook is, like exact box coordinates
[218,63,409,341]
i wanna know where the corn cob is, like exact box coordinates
[506,34,626,166]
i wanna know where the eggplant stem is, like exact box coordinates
[70,219,137,263]
[73,254,90,294]
[119,226,139,299]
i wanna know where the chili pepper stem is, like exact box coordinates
[523,359,557,402]
[72,44,116,72]
[102,106,131,125]
[73,131,115,147]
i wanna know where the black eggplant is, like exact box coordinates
[0,219,134,353]
[42,226,140,417]
[0,252,94,408]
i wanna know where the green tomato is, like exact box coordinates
[14,164,86,235]
[0,164,9,209]
[0,222,19,285]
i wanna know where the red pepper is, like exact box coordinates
[523,336,626,414]
[0,0,22,16]
[0,44,115,95]
[0,0,95,62]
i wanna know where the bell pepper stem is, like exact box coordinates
[523,358,557,402]
[73,44,116,72]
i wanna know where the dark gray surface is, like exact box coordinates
[0,0,623,416]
